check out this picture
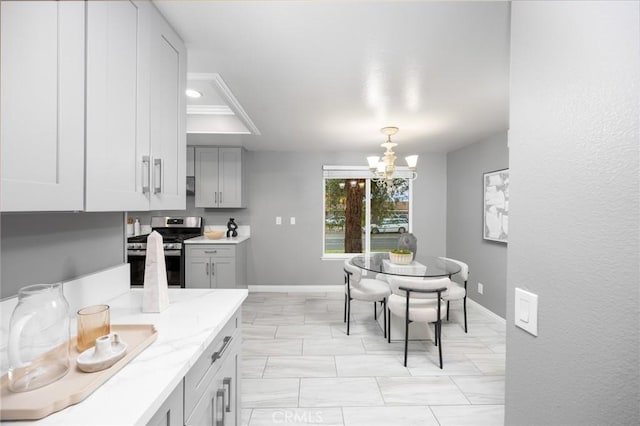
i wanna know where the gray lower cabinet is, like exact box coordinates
[146,381,184,426]
[148,309,241,426]
[185,311,241,426]
[185,243,246,288]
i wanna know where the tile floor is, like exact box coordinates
[241,291,505,426]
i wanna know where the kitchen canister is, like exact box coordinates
[7,283,71,392]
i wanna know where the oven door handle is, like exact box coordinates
[163,250,182,257]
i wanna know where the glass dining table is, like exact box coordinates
[349,253,461,278]
[348,253,461,341]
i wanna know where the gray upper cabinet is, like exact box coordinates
[195,147,246,208]
[85,0,151,211]
[2,1,185,213]
[86,1,186,212]
[1,1,85,212]
[148,7,186,211]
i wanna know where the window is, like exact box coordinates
[323,166,413,257]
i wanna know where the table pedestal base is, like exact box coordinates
[377,311,435,342]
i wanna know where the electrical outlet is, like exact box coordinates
[276,216,282,225]
[290,217,296,225]
[478,282,484,294]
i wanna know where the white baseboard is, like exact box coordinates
[467,297,506,324]
[248,285,343,293]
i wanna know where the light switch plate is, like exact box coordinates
[515,288,538,336]
[290,217,296,225]
[276,216,282,225]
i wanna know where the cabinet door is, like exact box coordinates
[146,380,184,426]
[1,1,85,212]
[149,6,186,210]
[195,148,220,207]
[186,343,239,426]
[185,377,221,426]
[218,148,243,208]
[85,0,151,211]
[211,258,236,289]
[186,256,212,288]
[219,347,239,426]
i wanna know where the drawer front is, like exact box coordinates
[186,337,240,426]
[187,245,236,258]
[184,311,239,418]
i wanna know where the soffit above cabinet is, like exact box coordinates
[185,73,260,136]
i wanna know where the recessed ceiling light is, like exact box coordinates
[185,89,202,98]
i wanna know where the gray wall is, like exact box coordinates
[131,149,447,287]
[506,2,639,425]
[129,195,251,230]
[447,132,508,318]
[0,150,447,297]
[1,212,125,298]
[244,150,447,287]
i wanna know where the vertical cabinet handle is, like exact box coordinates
[223,377,232,412]
[214,192,218,204]
[206,263,209,276]
[153,158,163,194]
[211,262,215,277]
[215,389,225,426]
[219,192,222,205]
[142,156,150,194]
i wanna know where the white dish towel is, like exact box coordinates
[143,231,169,312]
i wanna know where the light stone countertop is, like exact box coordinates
[184,235,250,245]
[3,288,247,425]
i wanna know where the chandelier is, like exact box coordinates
[367,127,418,185]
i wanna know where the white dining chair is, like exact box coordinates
[387,276,450,368]
[438,257,469,333]
[343,259,391,337]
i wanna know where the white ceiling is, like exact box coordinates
[154,1,511,154]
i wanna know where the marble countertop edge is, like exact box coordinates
[184,235,250,244]
[2,288,248,425]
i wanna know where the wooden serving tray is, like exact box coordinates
[0,324,158,421]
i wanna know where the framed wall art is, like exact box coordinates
[483,168,509,243]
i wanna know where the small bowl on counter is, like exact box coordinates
[204,231,225,240]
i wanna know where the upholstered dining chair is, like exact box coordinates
[387,276,450,368]
[438,257,469,333]
[343,259,391,337]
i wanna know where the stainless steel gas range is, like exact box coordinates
[127,216,203,287]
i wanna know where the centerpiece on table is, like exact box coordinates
[389,249,413,265]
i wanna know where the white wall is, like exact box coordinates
[506,2,639,424]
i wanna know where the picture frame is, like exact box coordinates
[483,168,509,243]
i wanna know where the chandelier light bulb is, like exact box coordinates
[367,156,380,170]
[405,155,419,169]
[366,126,418,185]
